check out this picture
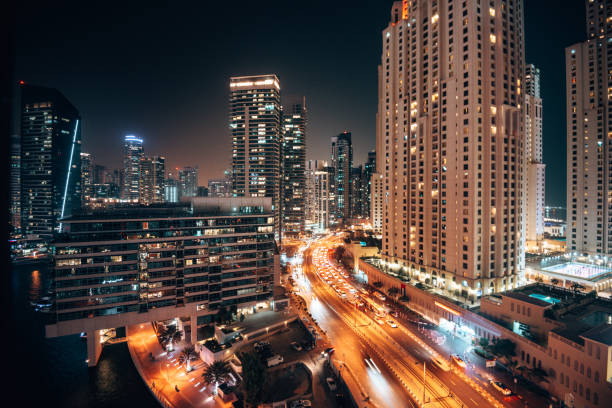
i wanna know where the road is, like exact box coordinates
[291,235,526,408]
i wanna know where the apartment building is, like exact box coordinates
[46,197,277,367]
[378,0,525,297]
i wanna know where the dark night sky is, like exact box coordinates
[13,0,584,206]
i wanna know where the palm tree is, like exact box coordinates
[550,278,560,287]
[570,282,585,295]
[387,286,400,298]
[178,345,198,372]
[203,360,231,395]
[160,325,182,352]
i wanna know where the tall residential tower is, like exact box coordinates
[378,0,525,297]
[20,84,81,237]
[229,75,282,232]
[122,135,144,200]
[566,0,612,254]
[331,131,353,223]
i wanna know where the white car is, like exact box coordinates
[386,319,398,328]
[490,380,512,396]
[326,377,337,391]
[451,354,467,368]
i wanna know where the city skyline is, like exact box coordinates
[12,0,584,206]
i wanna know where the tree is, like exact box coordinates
[203,360,231,395]
[478,337,490,350]
[387,287,400,298]
[570,282,585,295]
[179,345,198,372]
[239,351,268,406]
[490,338,516,362]
[240,313,246,322]
[159,325,182,352]
[550,278,560,287]
[372,281,383,288]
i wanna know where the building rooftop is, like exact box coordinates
[581,323,612,346]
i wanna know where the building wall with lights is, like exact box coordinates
[377,0,526,296]
[139,156,166,204]
[46,198,277,347]
[229,74,282,234]
[331,131,353,223]
[20,83,82,237]
[10,134,21,233]
[122,135,144,201]
[566,0,612,255]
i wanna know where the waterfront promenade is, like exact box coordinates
[127,323,229,408]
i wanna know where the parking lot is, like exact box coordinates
[242,320,315,365]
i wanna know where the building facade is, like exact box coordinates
[566,0,612,254]
[164,178,180,203]
[524,64,545,243]
[10,134,21,233]
[363,150,376,223]
[371,172,384,234]
[139,156,166,204]
[331,131,353,223]
[229,75,282,233]
[281,98,307,236]
[122,135,144,201]
[377,0,525,297]
[305,160,330,232]
[208,176,232,198]
[20,84,81,237]
[80,152,93,205]
[46,197,277,366]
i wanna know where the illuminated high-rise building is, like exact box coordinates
[229,74,282,232]
[378,0,525,296]
[305,160,330,232]
[524,64,544,244]
[20,84,81,237]
[139,156,166,204]
[331,131,353,223]
[80,152,93,204]
[10,134,21,233]
[281,97,307,236]
[178,166,198,198]
[122,135,144,200]
[566,0,612,254]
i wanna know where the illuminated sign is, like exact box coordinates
[434,301,461,316]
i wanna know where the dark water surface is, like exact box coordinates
[12,262,158,407]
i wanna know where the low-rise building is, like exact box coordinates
[46,197,278,366]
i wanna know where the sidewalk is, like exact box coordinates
[127,323,229,408]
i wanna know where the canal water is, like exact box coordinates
[11,262,158,407]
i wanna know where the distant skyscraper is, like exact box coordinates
[566,0,611,254]
[524,64,545,243]
[197,186,209,197]
[139,156,165,204]
[179,166,198,198]
[282,97,307,236]
[331,131,353,222]
[164,178,179,203]
[80,152,93,204]
[20,84,81,237]
[350,166,365,220]
[208,177,232,197]
[10,134,21,233]
[305,160,330,231]
[371,172,383,234]
[378,0,525,295]
[92,164,106,184]
[122,135,144,200]
[363,150,376,222]
[229,74,282,232]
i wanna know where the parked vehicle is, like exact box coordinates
[490,380,512,396]
[324,347,335,355]
[290,341,303,351]
[266,354,284,367]
[386,319,398,328]
[375,318,385,325]
[326,377,337,391]
[451,354,467,368]
[290,400,312,408]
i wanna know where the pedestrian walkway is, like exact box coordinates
[127,323,231,408]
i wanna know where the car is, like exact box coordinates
[290,341,303,351]
[326,377,337,391]
[451,354,467,368]
[431,357,450,372]
[375,318,385,325]
[324,347,335,355]
[390,311,399,318]
[266,354,284,367]
[289,400,312,408]
[386,319,398,328]
[490,380,512,396]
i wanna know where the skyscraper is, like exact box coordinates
[164,178,179,203]
[524,64,545,244]
[139,156,166,204]
[281,97,307,236]
[178,166,198,198]
[350,166,365,220]
[378,0,525,297]
[122,135,144,200]
[208,177,232,197]
[20,84,81,237]
[363,150,376,222]
[80,152,93,204]
[229,74,282,232]
[10,134,21,233]
[305,160,330,232]
[331,131,353,223]
[566,0,611,254]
